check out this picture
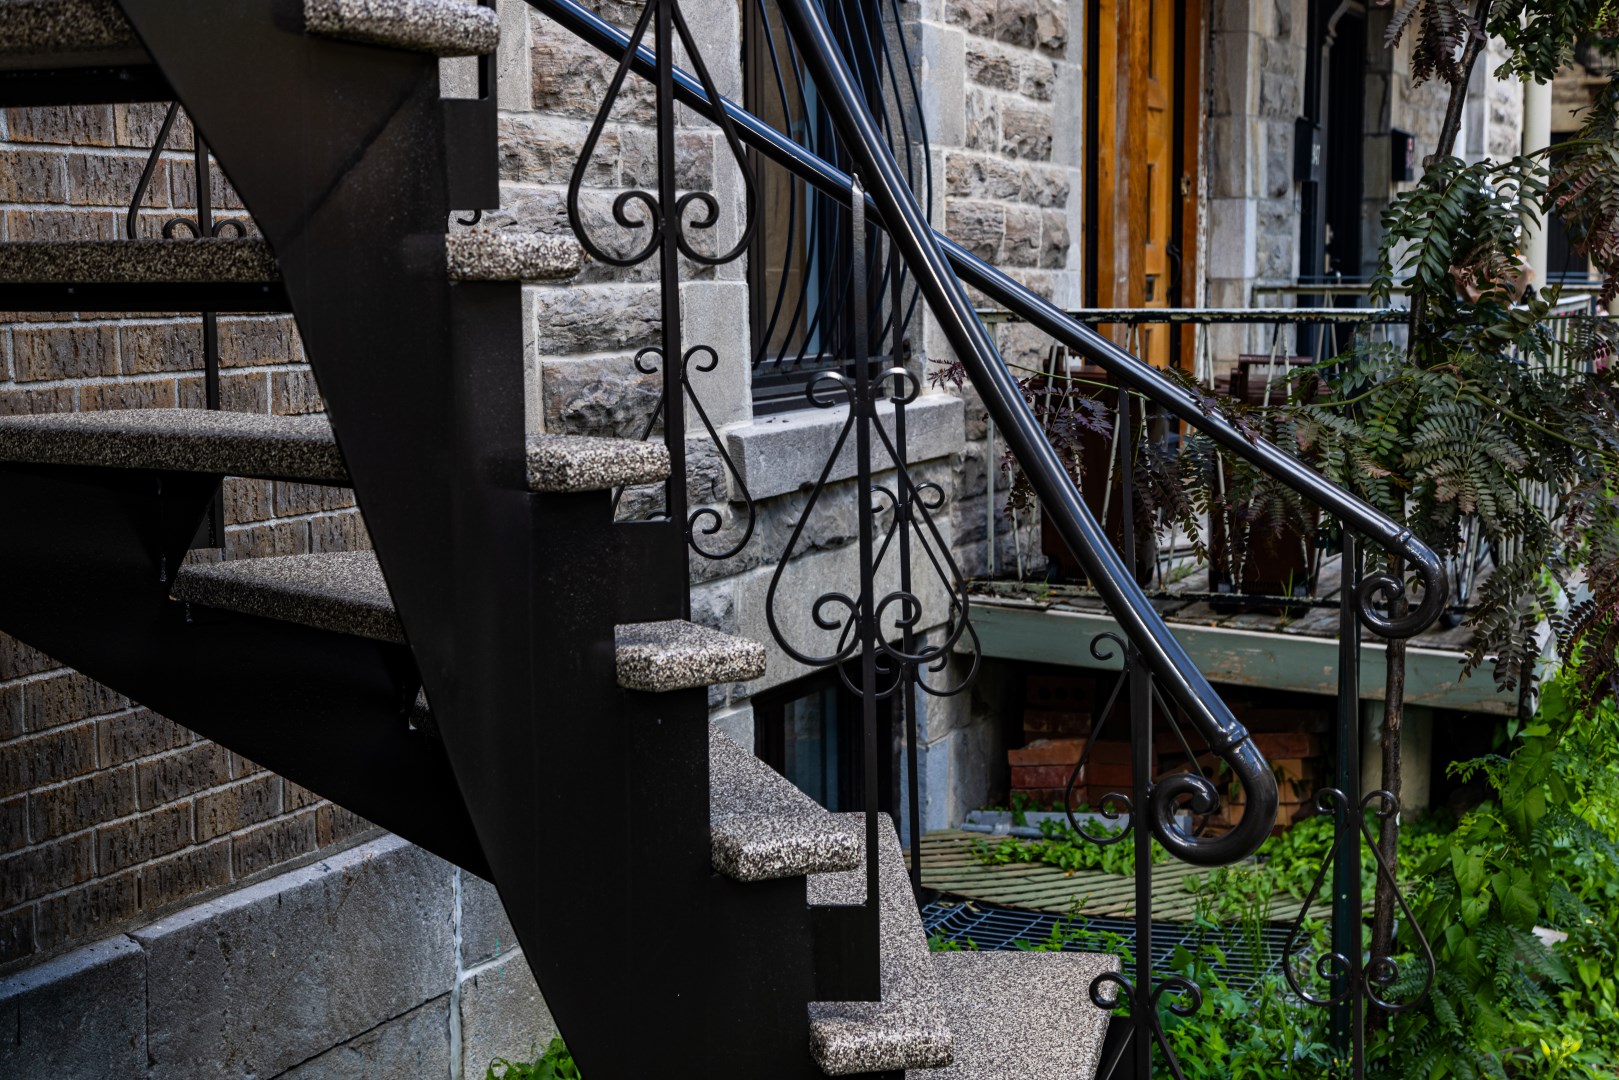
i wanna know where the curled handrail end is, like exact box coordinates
[1149,740,1278,866]
[1355,548,1450,639]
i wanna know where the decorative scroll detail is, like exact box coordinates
[1281,788,1436,1013]
[1354,530,1450,639]
[1061,634,1225,848]
[611,345,758,559]
[1062,633,1135,844]
[572,0,760,561]
[127,101,247,241]
[566,0,756,269]
[1089,971,1204,1080]
[763,366,979,696]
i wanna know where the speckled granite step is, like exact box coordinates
[173,551,402,643]
[0,238,279,284]
[807,815,954,1076]
[304,0,498,56]
[615,620,765,693]
[526,434,668,493]
[0,0,139,63]
[447,230,584,282]
[909,951,1118,1080]
[709,727,861,882]
[173,553,769,692]
[0,410,348,484]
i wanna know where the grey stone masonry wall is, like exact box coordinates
[1205,0,1310,360]
[497,0,1013,819]
[900,0,1081,585]
[502,0,1001,710]
[1361,7,1523,270]
[0,102,374,974]
[0,835,551,1080]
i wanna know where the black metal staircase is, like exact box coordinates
[0,0,1449,1077]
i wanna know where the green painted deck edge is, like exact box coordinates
[962,602,1513,714]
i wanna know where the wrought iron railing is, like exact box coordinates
[529,0,1453,1074]
[126,101,239,549]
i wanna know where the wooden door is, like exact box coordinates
[1140,0,1174,367]
[1088,0,1199,371]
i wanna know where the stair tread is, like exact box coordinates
[0,238,279,284]
[908,951,1119,1080]
[304,0,498,57]
[708,727,862,882]
[173,551,403,644]
[808,815,954,1076]
[0,0,138,60]
[174,556,766,697]
[0,409,348,484]
[526,434,669,494]
[615,620,765,693]
[448,230,584,282]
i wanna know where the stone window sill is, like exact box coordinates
[724,393,965,502]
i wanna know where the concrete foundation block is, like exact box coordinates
[459,871,519,970]
[0,935,146,1078]
[271,996,452,1080]
[135,835,456,1080]
[726,393,965,501]
[458,951,558,1077]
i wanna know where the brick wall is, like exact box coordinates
[0,101,374,973]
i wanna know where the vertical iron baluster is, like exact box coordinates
[892,224,922,897]
[1333,531,1364,1077]
[850,174,882,973]
[195,135,224,548]
[653,0,691,612]
[1118,386,1154,1080]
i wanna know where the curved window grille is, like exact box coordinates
[743,0,931,412]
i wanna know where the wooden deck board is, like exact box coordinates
[919,830,1326,923]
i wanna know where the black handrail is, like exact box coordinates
[529,0,1453,863]
[768,0,1275,866]
[531,0,1447,644]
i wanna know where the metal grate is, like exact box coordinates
[921,898,1298,993]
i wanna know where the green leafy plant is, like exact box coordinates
[487,1037,581,1080]
[926,933,979,952]
[1368,670,1619,1078]
[1158,874,1337,1078]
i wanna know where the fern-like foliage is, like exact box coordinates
[1378,0,1481,86]
[1280,150,1619,700]
[1550,73,1619,305]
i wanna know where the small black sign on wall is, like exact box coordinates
[1392,128,1418,183]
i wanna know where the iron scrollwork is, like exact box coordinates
[764,365,978,694]
[613,345,757,559]
[1282,788,1436,1012]
[568,0,759,559]
[128,101,250,241]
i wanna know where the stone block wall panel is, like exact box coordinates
[135,836,455,1080]
[0,936,146,1078]
[0,839,568,1080]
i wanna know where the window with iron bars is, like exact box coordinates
[742,0,930,414]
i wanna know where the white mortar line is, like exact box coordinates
[449,867,465,1080]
